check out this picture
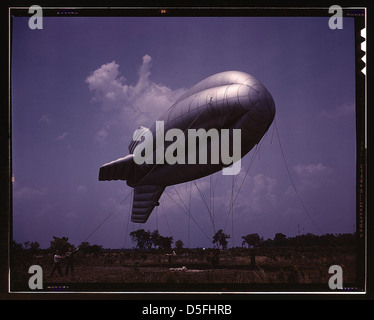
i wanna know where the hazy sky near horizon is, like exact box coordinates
[11,14,357,249]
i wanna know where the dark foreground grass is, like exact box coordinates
[10,246,357,292]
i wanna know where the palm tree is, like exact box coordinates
[212,229,230,249]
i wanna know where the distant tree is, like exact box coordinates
[130,229,151,250]
[24,241,40,252]
[300,233,317,246]
[335,233,355,246]
[212,229,231,250]
[87,244,103,255]
[241,233,261,248]
[78,241,90,252]
[273,233,287,246]
[158,236,173,250]
[175,240,184,251]
[78,241,102,255]
[24,241,30,250]
[11,240,23,252]
[150,230,161,249]
[49,236,72,254]
[10,241,24,267]
[130,229,175,250]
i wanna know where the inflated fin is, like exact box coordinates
[99,154,135,181]
[131,185,165,223]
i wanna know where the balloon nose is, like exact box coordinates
[238,82,275,129]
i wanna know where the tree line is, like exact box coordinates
[129,229,173,250]
[11,236,102,256]
[241,232,356,248]
[11,230,356,255]
[209,230,356,250]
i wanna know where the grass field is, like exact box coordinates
[10,246,358,292]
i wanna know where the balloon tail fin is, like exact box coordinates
[131,185,165,223]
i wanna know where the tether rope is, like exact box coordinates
[82,189,133,243]
[165,190,211,242]
[274,119,324,235]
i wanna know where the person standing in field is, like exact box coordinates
[64,246,79,276]
[50,250,64,277]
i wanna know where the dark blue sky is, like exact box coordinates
[11,15,356,249]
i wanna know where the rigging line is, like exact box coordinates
[173,185,195,245]
[188,180,192,213]
[160,201,173,238]
[209,175,215,233]
[213,171,220,218]
[210,175,213,219]
[213,170,220,192]
[123,190,133,249]
[83,189,133,243]
[173,186,191,216]
[193,180,216,234]
[165,189,198,230]
[211,175,215,230]
[165,190,211,242]
[188,181,192,248]
[256,138,262,161]
[274,119,324,235]
[209,173,220,231]
[233,142,260,202]
[222,173,236,235]
[109,111,201,244]
[231,174,235,247]
[209,175,216,233]
[223,143,259,231]
[155,206,159,231]
[274,120,349,252]
[270,122,276,145]
[114,111,201,244]
[197,179,214,229]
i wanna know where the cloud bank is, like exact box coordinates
[86,55,187,141]
[319,102,355,119]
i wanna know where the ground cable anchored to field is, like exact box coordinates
[82,189,133,243]
[274,119,325,236]
[274,119,350,251]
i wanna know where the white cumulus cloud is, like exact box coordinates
[77,185,87,193]
[39,114,52,125]
[56,132,69,141]
[293,162,333,190]
[14,187,48,200]
[319,102,355,119]
[294,162,333,177]
[95,127,109,146]
[86,55,186,121]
